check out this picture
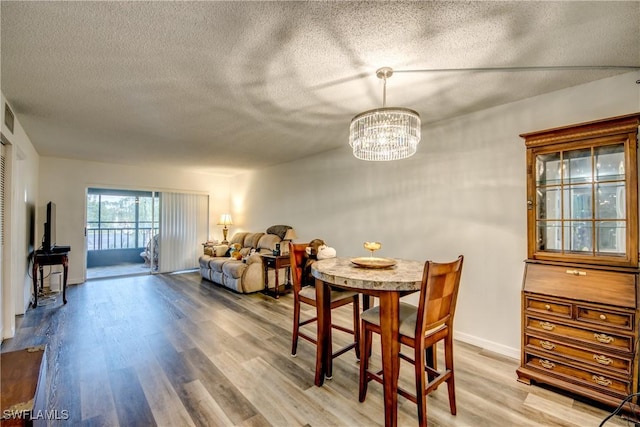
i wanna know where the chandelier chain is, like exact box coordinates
[382,75,387,108]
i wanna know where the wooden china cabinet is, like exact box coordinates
[517,113,640,411]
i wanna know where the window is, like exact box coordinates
[87,188,159,251]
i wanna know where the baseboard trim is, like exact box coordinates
[455,331,520,360]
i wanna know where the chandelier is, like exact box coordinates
[349,67,421,161]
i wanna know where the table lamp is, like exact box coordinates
[217,214,233,244]
[281,228,297,255]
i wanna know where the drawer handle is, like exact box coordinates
[599,314,607,320]
[540,340,556,351]
[539,359,555,370]
[544,304,551,310]
[592,375,612,387]
[594,333,614,344]
[593,354,613,366]
[565,269,587,276]
[539,321,555,331]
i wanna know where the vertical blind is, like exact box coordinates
[158,192,208,273]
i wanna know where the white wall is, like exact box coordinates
[1,93,40,339]
[38,157,231,284]
[235,71,640,358]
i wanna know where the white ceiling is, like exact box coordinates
[1,1,639,175]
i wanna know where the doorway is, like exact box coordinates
[86,188,159,279]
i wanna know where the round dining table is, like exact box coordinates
[311,257,424,427]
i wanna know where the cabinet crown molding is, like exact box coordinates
[521,112,640,148]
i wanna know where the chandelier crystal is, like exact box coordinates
[349,67,421,161]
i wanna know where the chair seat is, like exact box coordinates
[361,303,445,339]
[299,286,358,302]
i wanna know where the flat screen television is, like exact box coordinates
[43,201,56,252]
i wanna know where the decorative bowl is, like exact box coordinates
[350,257,397,269]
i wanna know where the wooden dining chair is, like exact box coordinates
[289,242,361,372]
[359,255,464,426]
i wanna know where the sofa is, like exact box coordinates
[198,225,291,293]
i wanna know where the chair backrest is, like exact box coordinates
[289,242,310,293]
[416,255,464,337]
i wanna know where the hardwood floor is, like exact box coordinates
[86,262,151,280]
[1,272,633,426]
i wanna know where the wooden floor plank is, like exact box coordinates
[160,322,198,353]
[78,346,118,425]
[108,367,157,427]
[1,271,634,427]
[243,355,345,426]
[210,351,297,427]
[181,346,264,425]
[135,359,196,427]
[524,393,628,426]
[182,380,236,427]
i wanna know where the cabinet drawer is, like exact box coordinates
[525,353,630,396]
[525,295,571,319]
[525,334,632,375]
[525,316,634,352]
[523,263,637,308]
[576,305,634,331]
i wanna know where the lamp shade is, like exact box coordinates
[283,228,297,241]
[349,107,421,161]
[217,214,233,226]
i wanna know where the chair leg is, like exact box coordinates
[415,341,428,427]
[425,344,436,371]
[425,344,438,387]
[326,336,334,379]
[291,300,301,357]
[362,296,373,358]
[445,334,456,415]
[353,295,361,360]
[359,323,372,402]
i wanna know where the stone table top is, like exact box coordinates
[311,257,423,292]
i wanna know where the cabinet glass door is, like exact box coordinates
[534,143,626,258]
[535,152,562,251]
[594,144,626,255]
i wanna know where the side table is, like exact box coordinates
[260,254,291,298]
[32,250,69,307]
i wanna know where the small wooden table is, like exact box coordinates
[312,257,423,427]
[32,250,69,307]
[260,254,291,298]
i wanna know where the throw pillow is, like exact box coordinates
[213,244,229,257]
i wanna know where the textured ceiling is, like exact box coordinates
[1,1,639,175]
